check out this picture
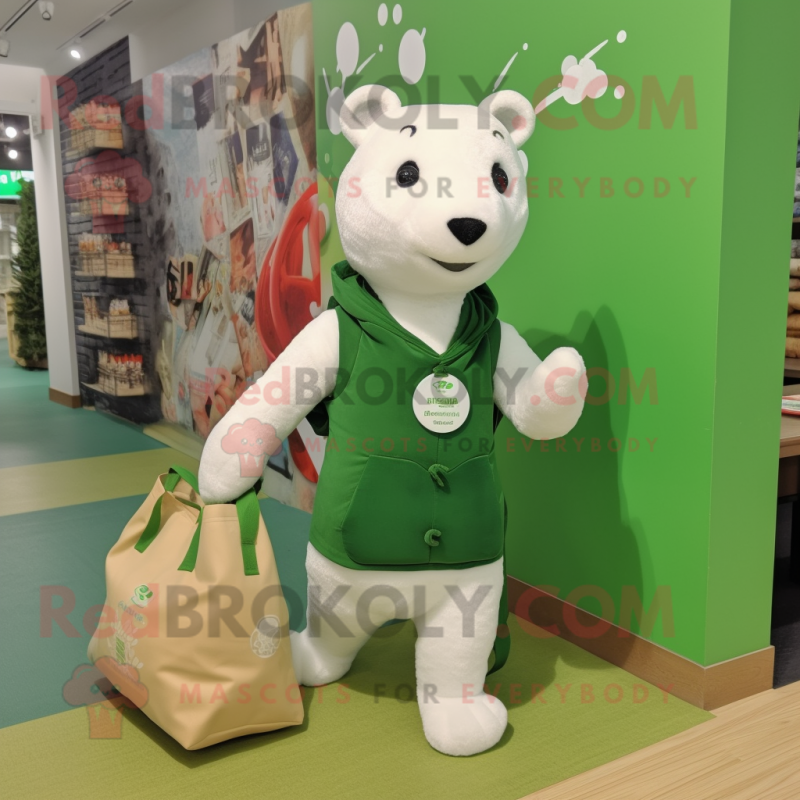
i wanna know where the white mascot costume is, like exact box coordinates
[199,85,586,756]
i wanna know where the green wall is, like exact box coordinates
[706,0,800,665]
[313,0,800,666]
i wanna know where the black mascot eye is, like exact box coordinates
[492,163,509,195]
[396,160,420,188]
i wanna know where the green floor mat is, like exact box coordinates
[0,449,199,516]
[0,348,49,390]
[0,349,712,799]
[0,614,712,800]
[0,495,312,729]
[0,385,166,469]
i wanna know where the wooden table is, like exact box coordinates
[778,384,800,582]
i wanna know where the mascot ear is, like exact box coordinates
[339,84,403,148]
[479,90,535,148]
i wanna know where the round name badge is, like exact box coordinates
[412,373,471,433]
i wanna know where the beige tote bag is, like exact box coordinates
[87,465,304,749]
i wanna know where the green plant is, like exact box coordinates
[10,180,47,366]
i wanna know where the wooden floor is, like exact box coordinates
[524,682,800,800]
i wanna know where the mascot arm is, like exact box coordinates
[493,320,586,440]
[198,310,340,503]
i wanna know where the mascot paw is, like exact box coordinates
[289,629,353,687]
[539,347,586,402]
[418,692,508,756]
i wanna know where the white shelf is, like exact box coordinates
[74,271,135,278]
[82,381,147,398]
[78,324,138,340]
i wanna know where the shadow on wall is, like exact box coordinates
[500,304,645,685]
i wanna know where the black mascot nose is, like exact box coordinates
[447,218,487,246]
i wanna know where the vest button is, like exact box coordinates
[424,529,442,547]
[428,463,449,487]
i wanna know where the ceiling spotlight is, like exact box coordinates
[39,2,54,21]
[0,38,9,58]
[8,149,18,159]
[5,126,17,138]
[69,46,83,60]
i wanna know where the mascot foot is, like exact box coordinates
[289,629,353,687]
[418,691,508,756]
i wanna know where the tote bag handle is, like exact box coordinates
[135,466,263,576]
[178,484,262,576]
[135,466,201,552]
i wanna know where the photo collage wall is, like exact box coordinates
[145,4,319,507]
[63,5,320,509]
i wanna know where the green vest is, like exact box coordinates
[308,261,505,572]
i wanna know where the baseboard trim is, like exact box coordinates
[507,576,774,711]
[49,388,82,409]
[142,421,203,460]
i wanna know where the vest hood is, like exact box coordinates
[329,260,499,366]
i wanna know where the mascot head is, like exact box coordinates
[335,85,535,297]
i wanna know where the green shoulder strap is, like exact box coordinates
[489,318,505,434]
[305,302,363,437]
[486,321,509,675]
[235,484,262,575]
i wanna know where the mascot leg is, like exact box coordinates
[414,558,508,757]
[291,545,508,756]
[291,544,392,686]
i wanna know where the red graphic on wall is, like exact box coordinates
[256,182,324,483]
